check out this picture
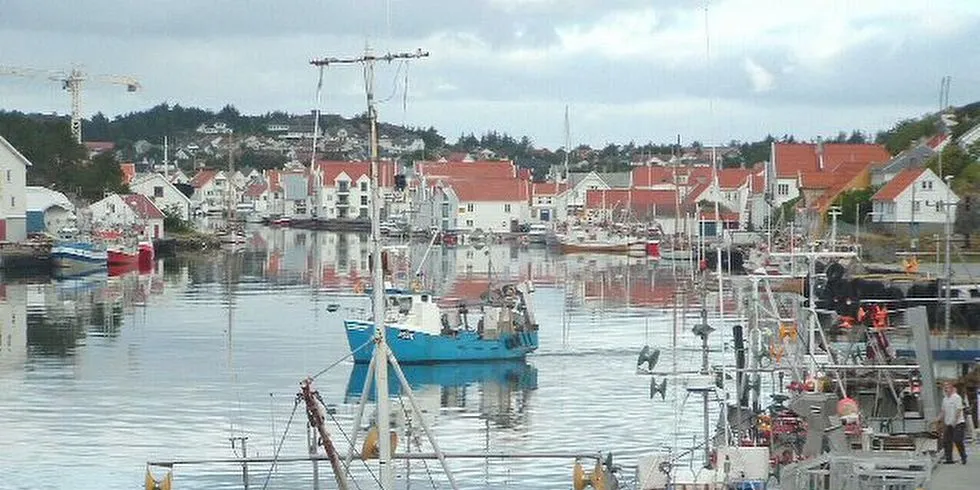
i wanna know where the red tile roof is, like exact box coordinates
[872,168,925,201]
[314,160,396,188]
[121,194,165,219]
[84,141,115,153]
[927,133,949,149]
[416,160,517,181]
[798,172,838,189]
[450,178,529,202]
[531,182,567,196]
[699,211,739,221]
[244,182,267,198]
[190,169,218,188]
[586,189,680,217]
[120,163,136,185]
[773,143,889,177]
[266,170,283,193]
[631,166,676,187]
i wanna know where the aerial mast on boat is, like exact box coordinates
[309,47,458,490]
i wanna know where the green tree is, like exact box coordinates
[875,115,939,155]
[832,187,879,224]
[926,144,973,179]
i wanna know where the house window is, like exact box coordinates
[9,196,14,207]
[466,219,474,227]
[154,186,164,198]
[360,181,368,192]
[922,181,933,190]
[913,201,921,212]
[466,203,474,213]
[109,203,116,213]
[360,195,368,206]
[936,201,943,212]
[359,207,368,218]
[777,183,790,196]
[338,181,349,192]
[504,204,512,213]
[5,170,10,182]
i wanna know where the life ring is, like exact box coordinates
[353,281,366,294]
[411,280,423,293]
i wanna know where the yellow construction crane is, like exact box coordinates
[0,65,140,143]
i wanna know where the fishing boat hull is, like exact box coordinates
[107,248,138,266]
[138,241,154,271]
[559,241,643,254]
[344,320,538,363]
[51,242,107,275]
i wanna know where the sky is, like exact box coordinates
[1,0,980,149]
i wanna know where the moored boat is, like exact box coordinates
[51,229,107,276]
[344,281,539,363]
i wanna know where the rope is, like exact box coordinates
[261,397,301,490]
[311,338,374,379]
[325,406,381,489]
[398,394,439,489]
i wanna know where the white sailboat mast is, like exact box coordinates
[362,50,396,489]
[563,105,570,184]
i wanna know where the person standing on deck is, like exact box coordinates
[939,381,968,465]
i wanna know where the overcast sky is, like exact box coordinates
[2,0,979,148]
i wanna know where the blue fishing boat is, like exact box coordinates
[51,229,107,277]
[344,281,539,363]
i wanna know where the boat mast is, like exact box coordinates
[311,66,325,219]
[311,48,451,490]
[563,105,570,184]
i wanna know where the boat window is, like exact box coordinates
[421,294,429,302]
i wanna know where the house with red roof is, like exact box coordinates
[769,142,889,204]
[450,178,530,232]
[129,173,192,221]
[414,160,518,181]
[310,160,397,220]
[584,188,691,235]
[188,169,228,215]
[871,168,958,228]
[530,182,567,224]
[88,193,167,240]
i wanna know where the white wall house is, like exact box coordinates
[562,171,613,212]
[313,161,396,220]
[0,135,30,241]
[530,182,566,224]
[413,184,459,232]
[129,173,193,221]
[89,193,167,240]
[451,179,530,233]
[189,169,228,214]
[871,168,958,226]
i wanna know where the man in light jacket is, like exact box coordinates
[940,381,967,465]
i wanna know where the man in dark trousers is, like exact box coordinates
[940,381,967,464]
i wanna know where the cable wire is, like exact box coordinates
[261,398,301,490]
[311,338,374,379]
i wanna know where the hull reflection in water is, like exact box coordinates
[344,360,538,402]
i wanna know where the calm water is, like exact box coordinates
[0,227,733,490]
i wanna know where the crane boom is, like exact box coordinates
[0,64,140,143]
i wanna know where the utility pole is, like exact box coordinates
[310,47,429,490]
[855,202,861,257]
[944,175,953,334]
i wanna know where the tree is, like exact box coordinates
[875,115,939,155]
[833,187,879,224]
[926,144,973,179]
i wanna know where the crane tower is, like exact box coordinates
[0,65,140,143]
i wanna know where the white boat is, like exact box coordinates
[51,228,107,276]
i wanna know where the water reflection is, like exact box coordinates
[345,360,538,430]
[1,226,732,489]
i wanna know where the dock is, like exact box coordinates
[929,457,978,489]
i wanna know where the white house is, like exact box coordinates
[189,169,229,214]
[413,183,459,232]
[312,161,396,220]
[129,173,193,221]
[451,178,530,232]
[25,186,74,234]
[88,193,167,240]
[0,135,30,241]
[530,182,566,224]
[168,168,190,186]
[242,182,271,216]
[871,168,959,227]
[560,171,631,215]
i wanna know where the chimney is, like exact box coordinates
[816,137,825,171]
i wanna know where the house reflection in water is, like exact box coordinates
[0,284,27,374]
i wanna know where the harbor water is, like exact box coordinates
[0,227,732,489]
